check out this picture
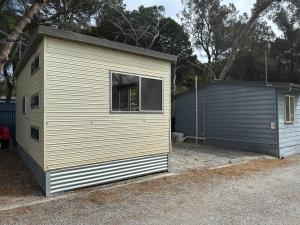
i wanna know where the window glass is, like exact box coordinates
[285,96,290,122]
[31,55,40,74]
[285,95,295,123]
[31,94,40,108]
[141,78,162,111]
[22,97,26,114]
[111,72,163,112]
[112,73,139,111]
[290,96,295,122]
[31,126,39,141]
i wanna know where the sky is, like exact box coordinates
[124,0,256,21]
[124,0,280,32]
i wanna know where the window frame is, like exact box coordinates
[284,95,295,124]
[110,71,164,113]
[30,125,40,142]
[31,54,40,76]
[30,92,40,109]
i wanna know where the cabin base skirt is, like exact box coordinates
[17,145,169,196]
[48,154,169,195]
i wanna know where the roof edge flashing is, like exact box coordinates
[15,25,177,78]
[175,80,300,99]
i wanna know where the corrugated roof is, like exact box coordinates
[15,26,177,77]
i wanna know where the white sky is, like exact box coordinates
[124,0,256,21]
[124,0,280,32]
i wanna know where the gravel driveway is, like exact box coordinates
[171,142,272,172]
[1,154,299,225]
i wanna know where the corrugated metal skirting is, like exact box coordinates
[49,154,169,194]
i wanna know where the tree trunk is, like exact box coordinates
[3,66,13,102]
[219,0,280,80]
[6,86,12,102]
[0,0,47,72]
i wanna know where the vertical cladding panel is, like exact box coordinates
[278,92,300,157]
[176,84,278,155]
[175,91,196,137]
[0,102,16,141]
[16,40,45,168]
[45,38,171,171]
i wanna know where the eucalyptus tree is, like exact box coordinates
[0,0,101,101]
[90,4,200,95]
[0,0,47,101]
[218,0,284,80]
[181,0,238,78]
[269,1,300,83]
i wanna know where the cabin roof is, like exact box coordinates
[15,26,177,77]
[176,80,300,98]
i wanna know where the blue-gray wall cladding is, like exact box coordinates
[277,92,300,157]
[0,102,16,141]
[175,84,278,156]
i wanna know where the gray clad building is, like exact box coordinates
[175,81,300,158]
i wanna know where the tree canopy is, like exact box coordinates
[0,0,299,100]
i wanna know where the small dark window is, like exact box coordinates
[285,95,295,124]
[31,126,40,141]
[111,73,139,111]
[31,55,40,74]
[141,78,163,111]
[22,97,26,114]
[31,94,40,108]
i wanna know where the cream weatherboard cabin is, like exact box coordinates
[15,26,176,196]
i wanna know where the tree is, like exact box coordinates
[0,0,47,72]
[37,0,99,31]
[181,0,238,77]
[101,4,166,49]
[90,5,200,95]
[225,19,275,81]
[218,0,282,80]
[152,17,200,97]
[272,2,300,81]
[0,0,47,101]
[0,0,101,101]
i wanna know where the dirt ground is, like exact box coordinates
[0,144,299,225]
[0,148,44,207]
[171,142,273,172]
[0,154,299,225]
[0,143,270,207]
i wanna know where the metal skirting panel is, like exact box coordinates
[49,154,169,194]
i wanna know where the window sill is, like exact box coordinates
[284,122,295,124]
[110,111,164,114]
[30,106,40,109]
[31,137,40,143]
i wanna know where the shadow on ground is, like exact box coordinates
[0,147,43,199]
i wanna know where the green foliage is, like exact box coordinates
[88,4,202,91]
[181,0,239,63]
[1,0,300,99]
